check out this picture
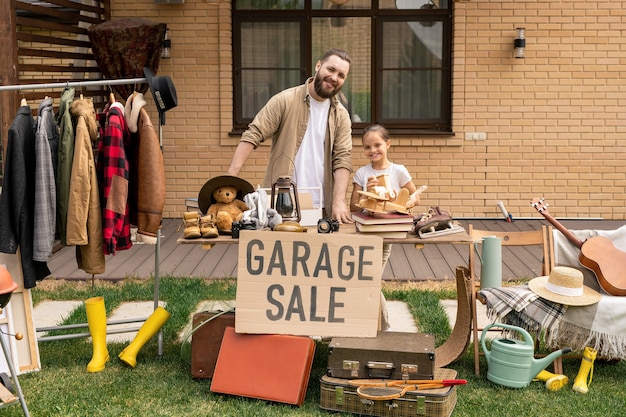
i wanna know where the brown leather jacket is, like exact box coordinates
[126,93,165,244]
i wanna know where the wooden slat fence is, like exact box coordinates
[1,0,110,175]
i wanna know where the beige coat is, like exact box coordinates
[66,98,105,274]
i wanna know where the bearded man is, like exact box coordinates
[227,48,354,223]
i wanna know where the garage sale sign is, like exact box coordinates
[235,230,383,337]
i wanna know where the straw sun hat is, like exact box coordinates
[528,266,601,306]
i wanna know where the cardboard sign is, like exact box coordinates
[235,230,383,337]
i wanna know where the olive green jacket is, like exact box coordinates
[240,78,352,213]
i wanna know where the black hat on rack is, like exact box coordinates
[143,67,178,126]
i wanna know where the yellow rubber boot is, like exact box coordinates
[535,369,569,391]
[572,346,597,394]
[119,306,170,368]
[85,296,110,373]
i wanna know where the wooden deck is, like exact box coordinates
[46,218,626,282]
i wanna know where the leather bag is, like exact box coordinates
[190,310,235,379]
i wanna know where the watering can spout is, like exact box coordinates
[530,347,572,378]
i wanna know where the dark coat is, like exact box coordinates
[0,105,52,288]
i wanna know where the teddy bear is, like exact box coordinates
[207,185,249,234]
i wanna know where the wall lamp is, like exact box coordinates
[514,28,526,59]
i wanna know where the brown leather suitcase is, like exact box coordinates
[320,368,458,417]
[327,332,435,380]
[210,327,316,406]
[190,310,235,379]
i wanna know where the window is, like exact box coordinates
[232,0,452,135]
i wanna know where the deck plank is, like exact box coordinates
[188,244,229,278]
[386,244,416,279]
[191,244,234,278]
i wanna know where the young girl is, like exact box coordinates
[350,124,418,212]
[350,124,419,330]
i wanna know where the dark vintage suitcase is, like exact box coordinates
[210,327,316,406]
[190,310,235,379]
[327,332,436,380]
[320,368,458,417]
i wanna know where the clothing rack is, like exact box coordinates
[1,77,164,355]
[1,77,166,147]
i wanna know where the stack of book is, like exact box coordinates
[351,211,414,239]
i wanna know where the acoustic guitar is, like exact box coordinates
[531,197,626,296]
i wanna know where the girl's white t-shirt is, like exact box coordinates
[293,97,331,208]
[352,162,413,193]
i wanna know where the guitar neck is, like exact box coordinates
[540,211,584,250]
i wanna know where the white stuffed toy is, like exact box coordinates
[242,186,280,229]
[266,208,283,230]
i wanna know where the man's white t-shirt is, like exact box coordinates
[293,97,331,208]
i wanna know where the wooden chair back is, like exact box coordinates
[468,224,554,375]
[468,224,554,281]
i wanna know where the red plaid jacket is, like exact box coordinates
[97,103,132,255]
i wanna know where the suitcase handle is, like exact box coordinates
[366,361,394,379]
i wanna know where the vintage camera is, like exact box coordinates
[317,218,340,234]
[231,220,256,238]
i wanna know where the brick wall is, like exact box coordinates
[111,0,626,220]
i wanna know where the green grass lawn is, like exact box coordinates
[2,277,623,417]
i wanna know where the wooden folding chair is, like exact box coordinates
[469,224,554,376]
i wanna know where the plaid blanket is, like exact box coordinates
[479,284,567,338]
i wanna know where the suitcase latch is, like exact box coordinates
[342,360,360,378]
[334,386,344,406]
[401,363,418,380]
[415,395,426,415]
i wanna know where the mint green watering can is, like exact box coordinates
[481,323,571,388]
[474,236,502,289]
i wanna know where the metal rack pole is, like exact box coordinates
[0,331,30,416]
[0,77,146,92]
[154,228,163,357]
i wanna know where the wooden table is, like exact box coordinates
[176,224,472,248]
[176,224,472,280]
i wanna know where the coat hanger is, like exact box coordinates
[20,90,27,106]
[109,85,116,103]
